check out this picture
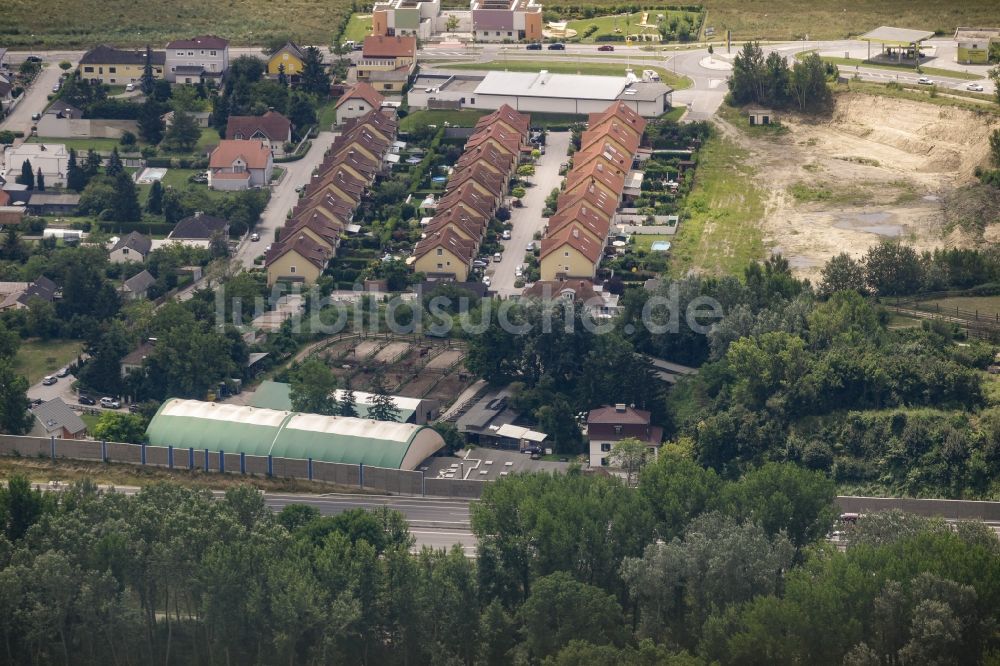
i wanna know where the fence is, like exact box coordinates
[886,298,1000,342]
[0,434,486,499]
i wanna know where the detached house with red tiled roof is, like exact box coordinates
[225,110,292,155]
[358,35,417,93]
[587,404,663,468]
[334,83,386,126]
[208,140,273,191]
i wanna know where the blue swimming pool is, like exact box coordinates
[432,176,448,183]
[650,241,672,252]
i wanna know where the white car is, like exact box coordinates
[526,241,536,252]
[966,83,984,92]
[493,252,502,262]
[515,265,524,278]
[917,77,934,85]
[482,275,492,287]
[250,233,260,242]
[502,229,511,240]
[125,82,135,92]
[100,397,120,409]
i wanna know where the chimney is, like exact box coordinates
[615,403,626,413]
[572,228,579,238]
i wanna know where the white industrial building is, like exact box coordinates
[409,70,673,117]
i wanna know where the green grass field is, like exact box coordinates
[565,10,700,44]
[667,135,764,277]
[3,0,999,46]
[400,109,488,132]
[29,136,126,152]
[836,80,1000,116]
[632,234,673,251]
[317,101,338,131]
[341,14,373,45]
[445,60,692,90]
[13,339,83,385]
[913,296,1000,318]
[544,0,1000,41]
[795,52,981,81]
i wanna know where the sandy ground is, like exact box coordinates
[731,93,1000,280]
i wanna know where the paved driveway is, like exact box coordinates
[0,59,67,141]
[490,130,571,298]
[233,130,338,269]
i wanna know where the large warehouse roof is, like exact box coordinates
[859,26,935,45]
[146,399,444,469]
[475,70,628,100]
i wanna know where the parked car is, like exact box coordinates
[478,255,492,264]
[917,77,934,85]
[472,259,488,269]
[125,82,135,92]
[100,397,121,409]
[482,275,492,287]
[41,375,57,386]
[30,398,43,407]
[128,404,140,413]
[526,241,536,252]
[51,83,60,93]
[250,233,260,242]
[56,367,71,378]
[78,395,96,406]
[547,43,566,50]
[515,264,524,277]
[26,56,42,63]
[31,113,41,121]
[493,251,503,262]
[526,43,543,50]
[502,229,511,240]
[967,82,984,92]
[597,45,615,52]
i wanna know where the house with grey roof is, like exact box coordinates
[0,276,59,311]
[31,398,87,439]
[109,231,152,263]
[122,269,156,301]
[168,211,229,244]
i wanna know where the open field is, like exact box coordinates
[721,92,1000,281]
[12,339,82,384]
[795,52,981,81]
[541,0,1000,41]
[565,10,700,43]
[0,0,352,47]
[341,14,373,44]
[913,296,1000,318]
[836,80,1000,115]
[445,60,692,90]
[667,134,764,277]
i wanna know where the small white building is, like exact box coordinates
[2,143,70,188]
[164,35,229,83]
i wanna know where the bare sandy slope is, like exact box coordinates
[732,94,1000,280]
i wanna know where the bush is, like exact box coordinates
[0,130,14,145]
[595,34,626,42]
[119,131,137,146]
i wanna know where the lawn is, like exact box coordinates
[543,0,1000,41]
[194,127,221,155]
[447,60,692,90]
[667,135,764,277]
[317,100,338,130]
[340,14,373,45]
[80,413,101,432]
[29,136,127,152]
[912,295,1000,318]
[632,234,673,251]
[795,52,982,81]
[13,339,83,385]
[400,109,488,133]
[565,10,701,44]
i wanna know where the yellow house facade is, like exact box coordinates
[413,247,471,282]
[266,251,323,286]
[79,45,165,85]
[540,245,598,282]
[267,43,306,77]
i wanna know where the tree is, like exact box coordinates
[338,383,358,417]
[0,360,33,435]
[138,97,166,144]
[141,45,155,95]
[819,252,867,297]
[729,41,767,105]
[789,52,832,112]
[146,179,164,214]
[162,109,200,153]
[277,63,288,87]
[990,128,1000,168]
[299,46,330,96]
[289,358,338,415]
[446,14,460,32]
[34,168,44,192]
[84,149,102,178]
[58,60,72,72]
[367,370,399,421]
[112,171,142,222]
[989,64,1000,105]
[0,227,26,262]
[285,91,317,133]
[17,159,34,190]
[863,240,923,296]
[517,164,535,177]
[519,571,625,659]
[66,147,87,191]
[105,147,123,177]
[607,437,650,487]
[0,475,45,541]
[92,412,148,444]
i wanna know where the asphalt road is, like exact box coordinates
[0,62,66,146]
[489,130,571,297]
[233,130,338,269]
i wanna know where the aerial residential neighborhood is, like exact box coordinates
[0,1,999,663]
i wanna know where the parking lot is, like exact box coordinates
[421,447,571,481]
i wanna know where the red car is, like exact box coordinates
[597,45,615,52]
